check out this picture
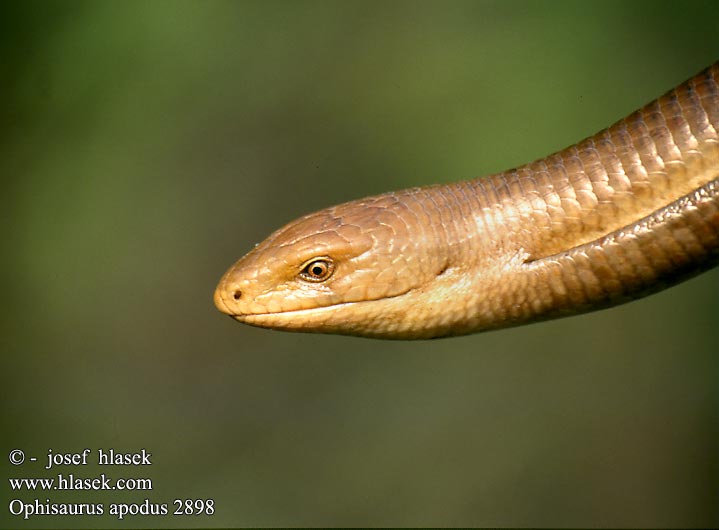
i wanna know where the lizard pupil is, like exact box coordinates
[300,258,333,282]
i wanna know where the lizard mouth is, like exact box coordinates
[216,282,421,324]
[230,300,358,320]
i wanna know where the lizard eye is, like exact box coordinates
[299,258,334,282]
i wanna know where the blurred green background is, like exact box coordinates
[2,1,718,527]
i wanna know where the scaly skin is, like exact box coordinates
[214,63,719,339]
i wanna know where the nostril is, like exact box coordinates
[233,290,242,301]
